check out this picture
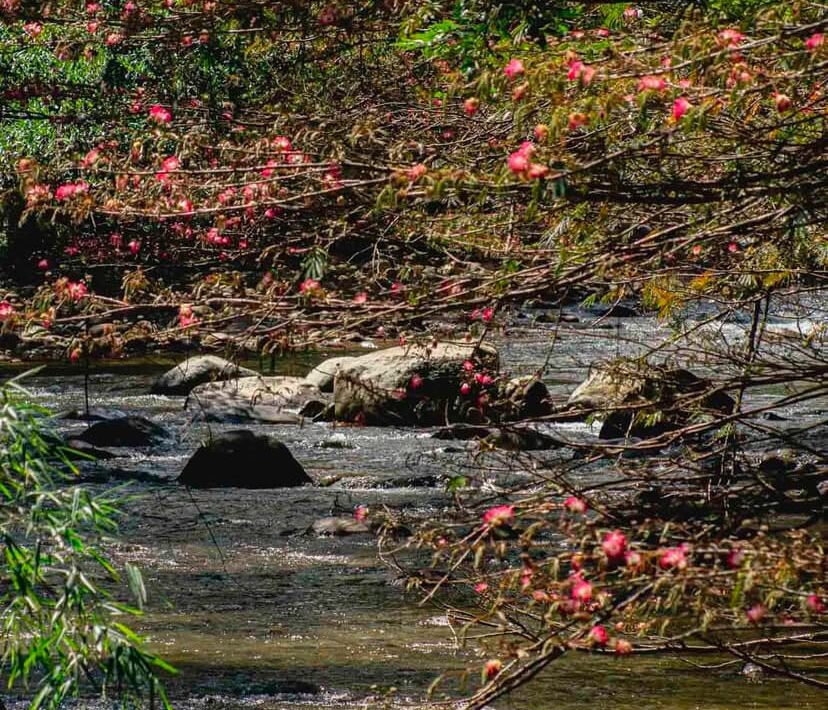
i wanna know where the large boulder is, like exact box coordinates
[333,341,499,425]
[179,430,312,488]
[75,416,169,447]
[304,356,357,393]
[151,355,258,395]
[186,376,326,423]
[568,359,735,439]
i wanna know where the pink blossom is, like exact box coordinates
[567,61,595,84]
[773,92,791,112]
[353,292,368,304]
[464,97,480,116]
[484,659,502,679]
[806,594,825,614]
[672,97,691,121]
[615,638,633,655]
[409,374,424,390]
[0,301,15,321]
[564,496,587,514]
[482,504,515,527]
[299,277,320,294]
[463,360,475,372]
[602,530,627,561]
[746,604,766,624]
[55,183,77,201]
[178,304,197,328]
[727,548,745,568]
[460,382,471,396]
[508,150,530,175]
[658,546,687,570]
[474,582,488,594]
[37,259,49,271]
[128,239,141,255]
[805,33,824,51]
[273,136,293,152]
[595,28,610,38]
[717,29,744,47]
[727,242,740,253]
[23,22,43,38]
[625,550,643,569]
[408,163,427,182]
[533,123,549,141]
[571,578,593,603]
[66,281,88,301]
[148,104,172,124]
[588,625,608,646]
[638,75,666,93]
[481,306,494,322]
[568,112,588,131]
[503,58,524,80]
[353,505,369,522]
[527,163,549,179]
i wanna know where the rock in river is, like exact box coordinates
[568,359,735,439]
[151,355,258,395]
[333,341,499,425]
[179,430,312,488]
[186,376,326,423]
[75,416,170,447]
[304,356,357,393]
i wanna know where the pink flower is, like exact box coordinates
[354,505,369,522]
[773,92,791,112]
[178,304,197,328]
[460,382,472,396]
[638,75,666,93]
[625,550,643,569]
[602,530,628,561]
[484,659,502,679]
[568,112,588,131]
[463,360,475,372]
[273,136,293,152]
[805,33,824,51]
[727,548,745,568]
[55,183,77,201]
[409,374,424,390]
[527,163,549,179]
[352,292,368,304]
[66,281,88,302]
[503,58,524,80]
[0,301,15,321]
[37,259,49,270]
[463,97,480,116]
[588,625,609,646]
[564,496,587,514]
[567,61,595,84]
[746,604,766,624]
[533,123,549,142]
[727,242,740,253]
[407,163,427,182]
[717,29,744,47]
[156,155,180,181]
[474,582,488,594]
[481,306,494,322]
[299,278,320,294]
[508,150,530,175]
[128,239,141,255]
[806,594,825,614]
[571,578,593,603]
[658,546,687,570]
[615,638,633,655]
[148,104,172,124]
[672,97,691,121]
[594,28,610,38]
[482,504,515,528]
[24,22,43,38]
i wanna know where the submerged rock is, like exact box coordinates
[151,355,257,395]
[186,376,326,423]
[76,416,169,447]
[310,516,372,536]
[568,359,735,439]
[333,341,499,425]
[179,430,312,489]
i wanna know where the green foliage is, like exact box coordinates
[0,376,173,709]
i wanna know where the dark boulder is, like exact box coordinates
[76,416,169,447]
[179,430,311,489]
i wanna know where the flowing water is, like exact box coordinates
[2,307,825,709]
